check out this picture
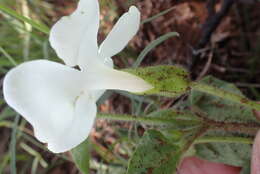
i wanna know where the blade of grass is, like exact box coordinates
[20,142,48,168]
[132,32,179,68]
[9,115,20,174]
[31,158,39,174]
[0,155,10,173]
[21,0,32,61]
[0,4,49,34]
[141,6,176,24]
[0,107,16,121]
[0,46,18,66]
[21,133,71,162]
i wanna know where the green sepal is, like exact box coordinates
[124,65,191,97]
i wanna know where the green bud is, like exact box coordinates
[124,65,191,97]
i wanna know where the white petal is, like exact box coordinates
[84,66,153,93]
[49,0,100,68]
[104,57,114,68]
[99,6,140,58]
[92,90,106,102]
[3,60,92,152]
[48,94,97,153]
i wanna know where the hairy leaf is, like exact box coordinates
[190,76,255,166]
[127,130,181,174]
[195,139,251,166]
[191,76,258,123]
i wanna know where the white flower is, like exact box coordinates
[3,0,152,153]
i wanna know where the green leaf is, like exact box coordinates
[191,81,260,110]
[195,140,251,166]
[125,65,191,97]
[0,4,49,34]
[240,160,250,174]
[189,76,254,166]
[71,139,90,174]
[191,76,258,123]
[127,130,181,174]
[132,32,179,68]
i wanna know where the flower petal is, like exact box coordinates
[103,57,114,68]
[99,6,140,58]
[3,60,91,152]
[48,94,97,153]
[84,66,153,93]
[49,0,100,68]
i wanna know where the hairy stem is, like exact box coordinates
[191,82,260,110]
[180,126,210,154]
[192,106,260,135]
[97,113,200,125]
[195,136,253,145]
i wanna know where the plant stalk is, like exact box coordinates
[195,136,253,145]
[96,113,200,125]
[191,82,260,110]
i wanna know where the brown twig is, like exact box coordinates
[190,0,235,73]
[198,0,235,48]
[196,51,213,80]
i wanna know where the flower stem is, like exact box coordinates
[195,136,253,145]
[96,113,200,125]
[191,82,260,110]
